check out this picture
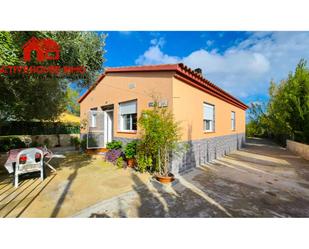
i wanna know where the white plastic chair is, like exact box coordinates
[43,146,65,172]
[15,148,44,188]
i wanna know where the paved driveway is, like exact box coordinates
[75,138,309,217]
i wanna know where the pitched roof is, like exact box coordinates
[78,63,248,110]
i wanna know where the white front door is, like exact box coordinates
[103,110,113,147]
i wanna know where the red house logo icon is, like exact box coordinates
[23,37,60,62]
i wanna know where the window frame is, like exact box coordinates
[231,111,236,131]
[90,108,98,128]
[121,113,137,131]
[203,103,215,132]
[119,100,137,132]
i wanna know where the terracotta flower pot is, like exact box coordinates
[155,173,175,184]
[126,158,136,168]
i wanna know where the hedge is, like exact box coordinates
[0,121,80,135]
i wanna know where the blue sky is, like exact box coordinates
[90,31,309,105]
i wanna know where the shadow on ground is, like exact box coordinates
[0,152,95,218]
[87,138,309,218]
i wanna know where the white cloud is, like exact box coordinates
[182,49,270,98]
[150,37,165,47]
[135,37,179,65]
[135,32,309,102]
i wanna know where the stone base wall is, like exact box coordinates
[113,137,136,145]
[170,133,246,174]
[114,133,245,174]
[80,135,135,148]
[82,133,246,174]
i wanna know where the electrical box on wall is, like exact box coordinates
[158,100,168,107]
[148,100,168,108]
[128,83,136,89]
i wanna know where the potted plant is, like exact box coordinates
[136,100,183,183]
[124,140,137,167]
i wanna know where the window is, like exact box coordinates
[203,103,215,132]
[231,111,236,131]
[119,100,137,131]
[90,108,97,127]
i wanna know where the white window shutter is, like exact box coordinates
[119,100,137,115]
[203,104,214,120]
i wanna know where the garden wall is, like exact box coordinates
[0,134,79,148]
[287,140,309,161]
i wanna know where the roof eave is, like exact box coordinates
[78,63,249,110]
[78,74,105,103]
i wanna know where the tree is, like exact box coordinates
[136,100,182,175]
[0,31,106,121]
[246,102,269,137]
[246,59,309,144]
[0,32,19,65]
[66,86,80,116]
[267,59,309,143]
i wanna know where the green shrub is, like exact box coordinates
[124,140,137,159]
[11,137,26,148]
[0,138,11,152]
[137,101,183,175]
[136,155,152,173]
[80,138,87,151]
[116,157,125,169]
[70,136,81,149]
[106,140,122,150]
[0,136,26,152]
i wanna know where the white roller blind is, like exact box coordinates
[231,111,235,120]
[203,103,214,120]
[119,100,137,115]
[231,111,235,130]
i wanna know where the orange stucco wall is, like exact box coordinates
[80,72,246,142]
[172,77,246,141]
[80,71,174,139]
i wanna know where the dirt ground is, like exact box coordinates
[74,138,309,218]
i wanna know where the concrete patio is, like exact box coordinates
[1,138,309,217]
[0,153,150,217]
[74,138,309,217]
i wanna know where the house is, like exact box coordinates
[78,63,248,173]
[23,37,60,62]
